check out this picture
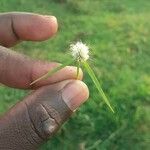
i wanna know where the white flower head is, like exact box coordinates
[70,41,89,61]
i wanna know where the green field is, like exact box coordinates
[0,0,150,149]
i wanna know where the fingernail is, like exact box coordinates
[43,15,57,22]
[43,15,58,34]
[62,81,89,111]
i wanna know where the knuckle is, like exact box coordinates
[26,102,59,140]
[24,87,72,141]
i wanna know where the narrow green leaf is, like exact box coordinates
[82,61,114,113]
[30,60,73,85]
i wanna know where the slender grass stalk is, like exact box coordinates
[76,60,80,79]
[30,60,73,85]
[82,61,114,113]
[30,41,114,113]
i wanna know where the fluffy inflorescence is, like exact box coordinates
[70,41,89,61]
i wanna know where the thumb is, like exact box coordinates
[0,80,89,150]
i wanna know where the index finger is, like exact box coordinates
[0,46,83,89]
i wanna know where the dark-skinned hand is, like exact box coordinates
[0,12,89,150]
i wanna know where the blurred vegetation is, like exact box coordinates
[0,0,150,149]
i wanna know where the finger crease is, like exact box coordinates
[40,103,60,126]
[10,15,20,40]
[24,101,45,142]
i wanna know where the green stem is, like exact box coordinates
[76,60,80,79]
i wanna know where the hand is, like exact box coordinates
[0,12,89,150]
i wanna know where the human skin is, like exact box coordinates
[0,12,89,150]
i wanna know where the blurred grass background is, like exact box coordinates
[0,0,150,149]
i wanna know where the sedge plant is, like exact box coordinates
[30,41,114,113]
